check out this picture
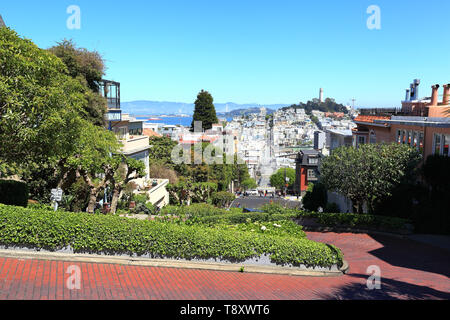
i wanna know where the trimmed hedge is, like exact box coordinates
[259,203,412,232]
[297,211,412,231]
[0,204,343,268]
[0,180,29,207]
[187,212,298,226]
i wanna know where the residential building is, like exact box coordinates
[326,129,353,153]
[99,79,151,179]
[352,80,450,159]
[314,131,326,150]
[294,149,322,196]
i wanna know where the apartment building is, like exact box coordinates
[100,80,150,179]
[353,80,450,159]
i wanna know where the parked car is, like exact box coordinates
[246,189,259,196]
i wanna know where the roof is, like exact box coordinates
[354,115,391,123]
[327,129,353,137]
[143,128,162,138]
[0,15,5,28]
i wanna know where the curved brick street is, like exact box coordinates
[0,231,449,300]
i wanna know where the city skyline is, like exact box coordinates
[1,0,450,108]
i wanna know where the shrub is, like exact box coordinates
[298,211,411,231]
[325,202,340,213]
[0,204,343,268]
[302,183,327,212]
[187,211,298,226]
[211,191,235,208]
[0,180,29,207]
[131,194,148,206]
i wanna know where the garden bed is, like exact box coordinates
[0,204,343,269]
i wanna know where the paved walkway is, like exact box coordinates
[0,232,449,300]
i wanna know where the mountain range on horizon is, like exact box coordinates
[120,100,290,115]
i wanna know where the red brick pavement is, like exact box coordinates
[0,232,449,300]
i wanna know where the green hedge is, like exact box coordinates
[297,211,411,231]
[187,212,298,226]
[259,203,412,231]
[0,180,29,207]
[0,204,343,268]
[160,203,242,218]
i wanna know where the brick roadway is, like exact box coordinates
[0,232,449,300]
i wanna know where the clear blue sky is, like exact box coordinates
[1,0,450,108]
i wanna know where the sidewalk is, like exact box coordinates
[408,234,450,253]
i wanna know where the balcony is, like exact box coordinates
[120,135,150,155]
[99,80,121,110]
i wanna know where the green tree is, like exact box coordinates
[0,28,89,175]
[302,183,327,212]
[320,143,421,214]
[270,168,296,190]
[241,178,257,191]
[191,90,218,131]
[48,39,107,126]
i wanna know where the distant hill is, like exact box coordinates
[282,98,349,115]
[120,100,289,115]
[217,107,276,118]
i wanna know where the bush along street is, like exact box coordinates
[0,204,343,268]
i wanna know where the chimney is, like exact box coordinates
[413,79,420,100]
[431,84,440,106]
[405,89,410,101]
[443,84,450,105]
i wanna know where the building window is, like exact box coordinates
[369,131,376,144]
[358,135,366,146]
[396,130,402,144]
[402,130,407,144]
[308,157,319,165]
[443,134,450,156]
[412,131,418,148]
[434,133,441,155]
[418,132,424,154]
[307,169,316,180]
[116,127,127,140]
[129,128,143,136]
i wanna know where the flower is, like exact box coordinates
[261,226,267,231]
[273,223,281,228]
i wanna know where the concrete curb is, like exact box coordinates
[0,249,347,278]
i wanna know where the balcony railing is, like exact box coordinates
[359,107,428,117]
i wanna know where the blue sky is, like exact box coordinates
[1,0,450,108]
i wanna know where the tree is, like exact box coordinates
[320,143,421,214]
[64,122,121,213]
[191,90,218,131]
[241,178,257,191]
[48,39,107,126]
[270,168,296,190]
[110,156,146,214]
[0,28,89,176]
[302,183,327,212]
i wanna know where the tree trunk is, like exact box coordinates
[110,187,122,214]
[87,188,98,213]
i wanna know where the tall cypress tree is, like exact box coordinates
[191,90,218,131]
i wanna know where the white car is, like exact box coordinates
[245,189,259,196]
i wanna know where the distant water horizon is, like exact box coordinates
[136,116,233,127]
